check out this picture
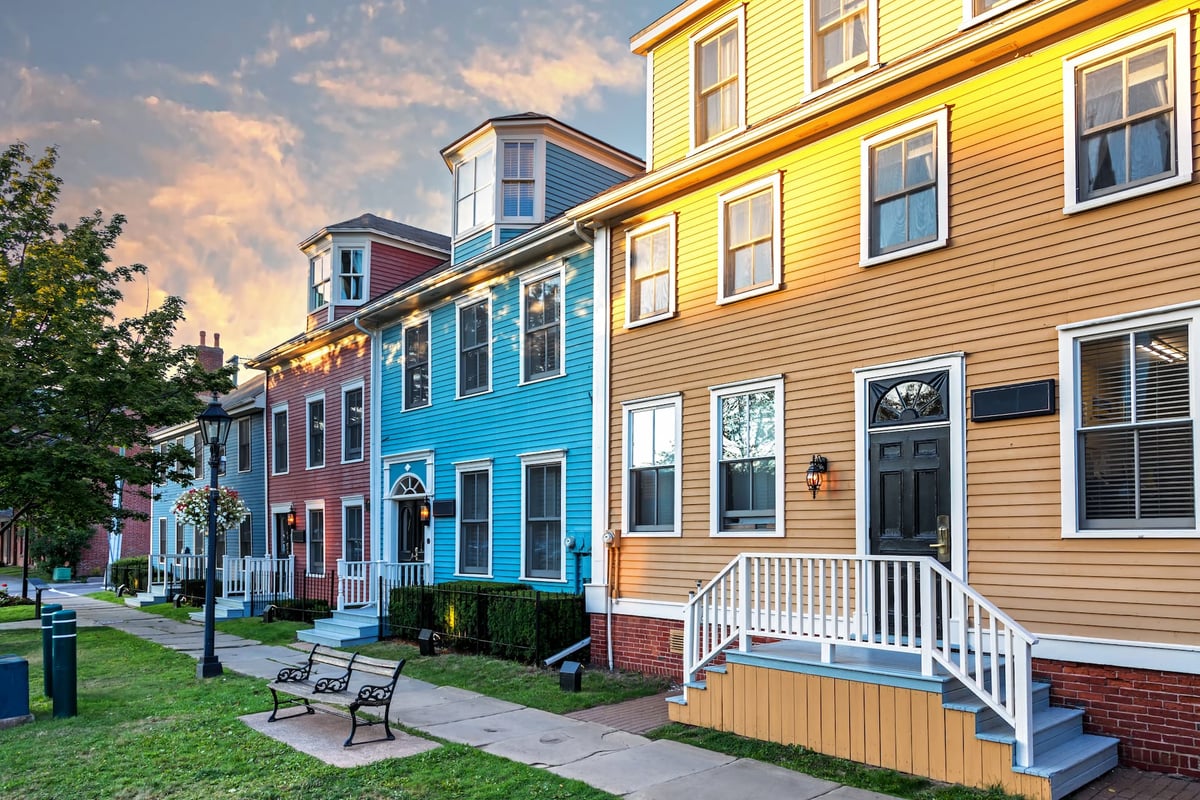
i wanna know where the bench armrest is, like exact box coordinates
[275,664,311,683]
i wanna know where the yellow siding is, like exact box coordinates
[880,0,961,63]
[613,0,1200,649]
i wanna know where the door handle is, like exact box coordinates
[929,514,951,563]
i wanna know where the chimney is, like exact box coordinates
[196,330,224,373]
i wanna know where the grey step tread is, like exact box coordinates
[976,705,1083,746]
[1015,733,1119,799]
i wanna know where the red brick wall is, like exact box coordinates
[1034,659,1200,779]
[590,612,684,679]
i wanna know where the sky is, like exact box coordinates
[1,0,678,370]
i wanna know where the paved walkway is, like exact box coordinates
[5,585,1198,800]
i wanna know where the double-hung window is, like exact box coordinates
[1064,17,1192,212]
[338,247,365,303]
[691,9,744,149]
[237,417,251,473]
[458,299,490,396]
[457,462,491,576]
[711,377,784,535]
[192,434,203,479]
[342,383,363,462]
[624,395,682,535]
[238,514,252,558]
[501,141,535,220]
[861,108,949,264]
[810,0,874,90]
[625,217,676,326]
[271,405,288,475]
[404,320,431,410]
[717,173,782,304]
[307,503,325,575]
[1060,308,1197,537]
[309,251,330,311]
[522,267,562,382]
[306,394,325,469]
[343,500,364,563]
[522,452,564,581]
[456,148,494,234]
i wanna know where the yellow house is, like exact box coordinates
[573,1,1200,797]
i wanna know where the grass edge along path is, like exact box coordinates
[0,626,617,800]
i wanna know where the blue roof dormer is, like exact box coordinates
[441,113,643,265]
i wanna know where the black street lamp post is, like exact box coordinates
[196,394,232,679]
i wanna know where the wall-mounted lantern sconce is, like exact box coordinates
[805,455,829,499]
[419,500,431,524]
[286,506,297,532]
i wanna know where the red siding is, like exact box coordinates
[367,242,444,301]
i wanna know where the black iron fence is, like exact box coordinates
[109,557,149,593]
[380,579,587,664]
[251,569,336,623]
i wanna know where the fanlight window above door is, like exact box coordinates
[390,474,426,497]
[870,371,950,426]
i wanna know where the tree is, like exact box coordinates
[0,142,232,589]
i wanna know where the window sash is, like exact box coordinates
[870,126,938,255]
[715,386,779,532]
[272,410,288,474]
[814,0,869,85]
[459,302,490,395]
[307,510,324,574]
[456,149,495,234]
[309,253,330,310]
[524,463,562,578]
[238,418,251,472]
[344,505,364,563]
[193,435,204,479]
[343,388,363,461]
[723,188,775,297]
[630,227,672,321]
[502,142,535,218]
[404,323,430,409]
[524,275,561,380]
[696,24,740,144]
[307,399,324,468]
[239,514,252,558]
[338,248,364,302]
[459,470,490,575]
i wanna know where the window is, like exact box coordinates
[625,217,676,326]
[239,514,252,559]
[193,434,203,479]
[501,141,535,219]
[964,0,1028,24]
[458,299,490,396]
[157,518,167,556]
[810,0,874,89]
[238,418,251,473]
[711,377,784,535]
[175,519,185,554]
[861,109,949,264]
[455,147,494,234]
[307,505,325,574]
[691,9,744,148]
[624,395,682,535]
[271,406,288,475]
[306,394,325,469]
[1064,17,1192,212]
[343,384,364,462]
[457,463,491,576]
[338,247,365,302]
[1060,308,1198,538]
[343,501,364,563]
[309,251,330,311]
[717,174,782,303]
[522,454,563,580]
[522,268,562,382]
[404,321,431,410]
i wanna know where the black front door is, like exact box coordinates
[396,499,423,563]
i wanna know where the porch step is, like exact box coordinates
[187,596,248,622]
[124,590,169,608]
[296,606,380,648]
[1016,733,1120,799]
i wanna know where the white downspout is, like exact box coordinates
[354,314,383,606]
[588,224,614,670]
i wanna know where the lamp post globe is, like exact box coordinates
[197,394,232,679]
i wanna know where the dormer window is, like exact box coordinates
[456,148,495,235]
[338,247,365,303]
[309,251,330,311]
[502,141,536,219]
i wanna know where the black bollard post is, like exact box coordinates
[51,610,77,718]
[40,603,62,697]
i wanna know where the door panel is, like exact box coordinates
[870,427,950,557]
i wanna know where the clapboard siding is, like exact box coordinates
[545,142,629,218]
[370,241,446,299]
[606,0,1200,650]
[452,228,491,266]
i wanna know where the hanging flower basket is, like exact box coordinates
[173,486,248,531]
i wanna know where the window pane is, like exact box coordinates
[525,463,562,576]
[1084,62,1124,128]
[1080,336,1131,425]
[1127,46,1169,116]
[906,132,934,185]
[308,400,324,466]
[908,187,937,241]
[273,412,288,472]
[1135,328,1189,420]
[875,142,904,196]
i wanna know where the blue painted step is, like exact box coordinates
[297,606,380,648]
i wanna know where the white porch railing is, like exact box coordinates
[147,553,206,594]
[684,553,1038,767]
[222,556,294,598]
[337,560,429,610]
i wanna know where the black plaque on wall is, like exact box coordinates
[971,379,1056,422]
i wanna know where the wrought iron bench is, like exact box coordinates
[267,644,406,747]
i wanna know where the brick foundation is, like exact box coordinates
[590,612,685,679]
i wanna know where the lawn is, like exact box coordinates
[0,626,617,800]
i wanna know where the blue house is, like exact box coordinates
[353,114,643,596]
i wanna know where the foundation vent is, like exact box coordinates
[668,629,685,655]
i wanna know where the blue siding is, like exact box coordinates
[498,227,527,245]
[378,248,595,593]
[452,229,492,265]
[544,142,629,219]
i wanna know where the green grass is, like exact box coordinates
[0,627,617,800]
[84,591,312,647]
[357,639,670,715]
[647,724,1026,800]
[0,604,37,623]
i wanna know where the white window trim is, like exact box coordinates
[334,242,370,306]
[454,458,494,579]
[455,294,494,399]
[453,140,497,239]
[498,137,545,224]
[402,316,433,412]
[804,0,879,97]
[308,249,331,313]
[1062,16,1193,215]
[688,5,747,153]
[341,496,365,564]
[519,262,566,385]
[237,417,252,473]
[716,172,783,305]
[959,0,1031,29]
[859,107,950,267]
[624,215,678,328]
[341,379,365,464]
[1058,303,1200,539]
[709,376,785,537]
[305,391,326,470]
[270,503,291,559]
[305,499,326,576]
[519,449,568,583]
[271,403,289,476]
[622,393,684,538]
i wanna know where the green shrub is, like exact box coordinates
[487,591,586,661]
[110,556,149,592]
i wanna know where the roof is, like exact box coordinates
[299,213,451,253]
[439,112,644,173]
